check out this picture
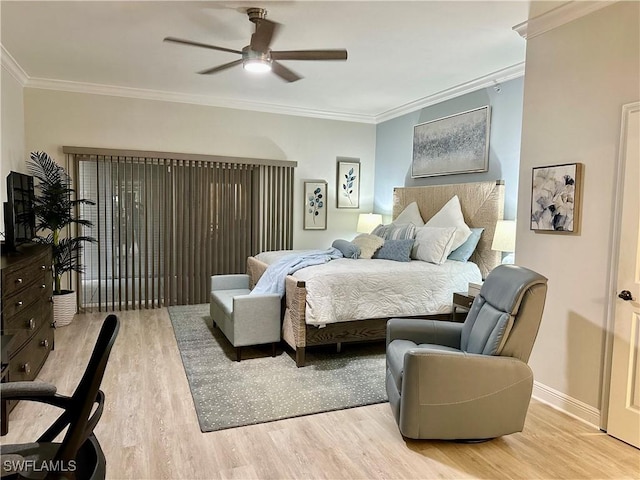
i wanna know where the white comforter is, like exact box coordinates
[255,252,481,326]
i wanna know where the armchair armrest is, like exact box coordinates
[396,350,535,439]
[403,350,533,404]
[0,381,72,410]
[232,293,281,346]
[233,293,281,325]
[211,274,250,291]
[387,318,462,349]
[1,381,57,399]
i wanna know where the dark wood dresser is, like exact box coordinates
[1,243,55,424]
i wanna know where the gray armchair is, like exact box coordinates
[386,265,548,440]
[210,274,281,361]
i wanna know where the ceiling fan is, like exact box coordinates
[164,7,348,83]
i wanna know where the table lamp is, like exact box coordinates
[356,213,382,234]
[491,220,516,264]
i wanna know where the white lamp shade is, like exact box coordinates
[357,213,383,234]
[491,220,516,252]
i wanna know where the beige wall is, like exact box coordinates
[23,89,376,249]
[518,1,639,418]
[1,67,26,232]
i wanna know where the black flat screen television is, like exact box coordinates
[3,171,36,254]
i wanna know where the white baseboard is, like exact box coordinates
[532,381,601,429]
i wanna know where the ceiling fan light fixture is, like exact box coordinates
[242,46,272,73]
[243,58,272,73]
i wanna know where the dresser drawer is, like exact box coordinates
[3,279,51,319]
[2,256,51,299]
[8,324,54,383]
[4,301,52,355]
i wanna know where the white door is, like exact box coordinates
[607,102,640,447]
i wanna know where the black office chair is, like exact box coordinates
[0,314,120,479]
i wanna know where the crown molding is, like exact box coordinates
[24,76,376,124]
[374,62,525,124]
[5,42,522,125]
[513,1,617,40]
[1,45,29,85]
[3,40,362,122]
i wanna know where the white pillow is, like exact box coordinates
[424,195,472,250]
[413,227,457,264]
[352,234,385,259]
[393,201,424,227]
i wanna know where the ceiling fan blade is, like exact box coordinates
[198,59,243,75]
[271,61,302,83]
[271,50,348,61]
[164,37,242,55]
[250,19,279,52]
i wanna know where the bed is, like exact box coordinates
[247,180,505,366]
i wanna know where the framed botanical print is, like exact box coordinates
[304,180,327,230]
[337,159,360,208]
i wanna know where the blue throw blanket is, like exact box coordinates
[251,248,343,297]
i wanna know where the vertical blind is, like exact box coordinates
[66,147,295,312]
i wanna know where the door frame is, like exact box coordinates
[600,101,640,430]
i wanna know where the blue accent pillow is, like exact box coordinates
[448,227,484,262]
[331,239,360,259]
[373,239,414,262]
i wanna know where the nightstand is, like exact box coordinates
[452,292,475,322]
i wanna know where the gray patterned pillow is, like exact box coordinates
[373,239,414,262]
[371,223,416,241]
[371,224,386,237]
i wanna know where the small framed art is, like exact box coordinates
[304,180,327,230]
[530,163,583,233]
[337,159,360,208]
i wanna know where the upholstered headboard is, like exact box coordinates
[393,181,505,278]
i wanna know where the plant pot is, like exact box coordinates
[53,290,76,327]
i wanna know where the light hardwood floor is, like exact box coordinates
[1,308,638,480]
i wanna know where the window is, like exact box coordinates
[69,148,295,311]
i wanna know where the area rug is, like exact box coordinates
[168,304,388,432]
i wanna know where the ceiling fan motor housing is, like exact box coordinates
[247,7,268,24]
[242,45,271,64]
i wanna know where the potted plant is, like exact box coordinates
[27,151,95,327]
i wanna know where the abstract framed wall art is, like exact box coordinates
[336,159,360,208]
[412,106,490,178]
[530,163,583,233]
[303,180,327,230]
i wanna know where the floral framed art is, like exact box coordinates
[337,159,360,208]
[304,180,327,230]
[530,163,583,233]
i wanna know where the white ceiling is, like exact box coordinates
[0,1,531,123]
